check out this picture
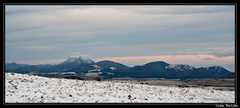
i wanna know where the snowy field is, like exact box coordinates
[5,73,235,103]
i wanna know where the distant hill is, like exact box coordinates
[5,56,234,79]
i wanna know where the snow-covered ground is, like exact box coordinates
[5,73,235,103]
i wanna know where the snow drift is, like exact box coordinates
[5,73,234,103]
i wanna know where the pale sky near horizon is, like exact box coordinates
[5,5,235,71]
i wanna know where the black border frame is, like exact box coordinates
[1,1,239,106]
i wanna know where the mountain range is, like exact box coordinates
[6,56,234,79]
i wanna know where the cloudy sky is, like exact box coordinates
[5,5,235,71]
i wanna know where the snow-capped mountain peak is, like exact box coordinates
[63,56,94,65]
[165,64,195,71]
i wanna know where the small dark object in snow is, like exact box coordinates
[128,95,131,99]
[41,96,43,98]
[158,98,162,100]
[69,94,72,97]
[96,77,101,81]
[8,90,15,93]
[145,98,148,100]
